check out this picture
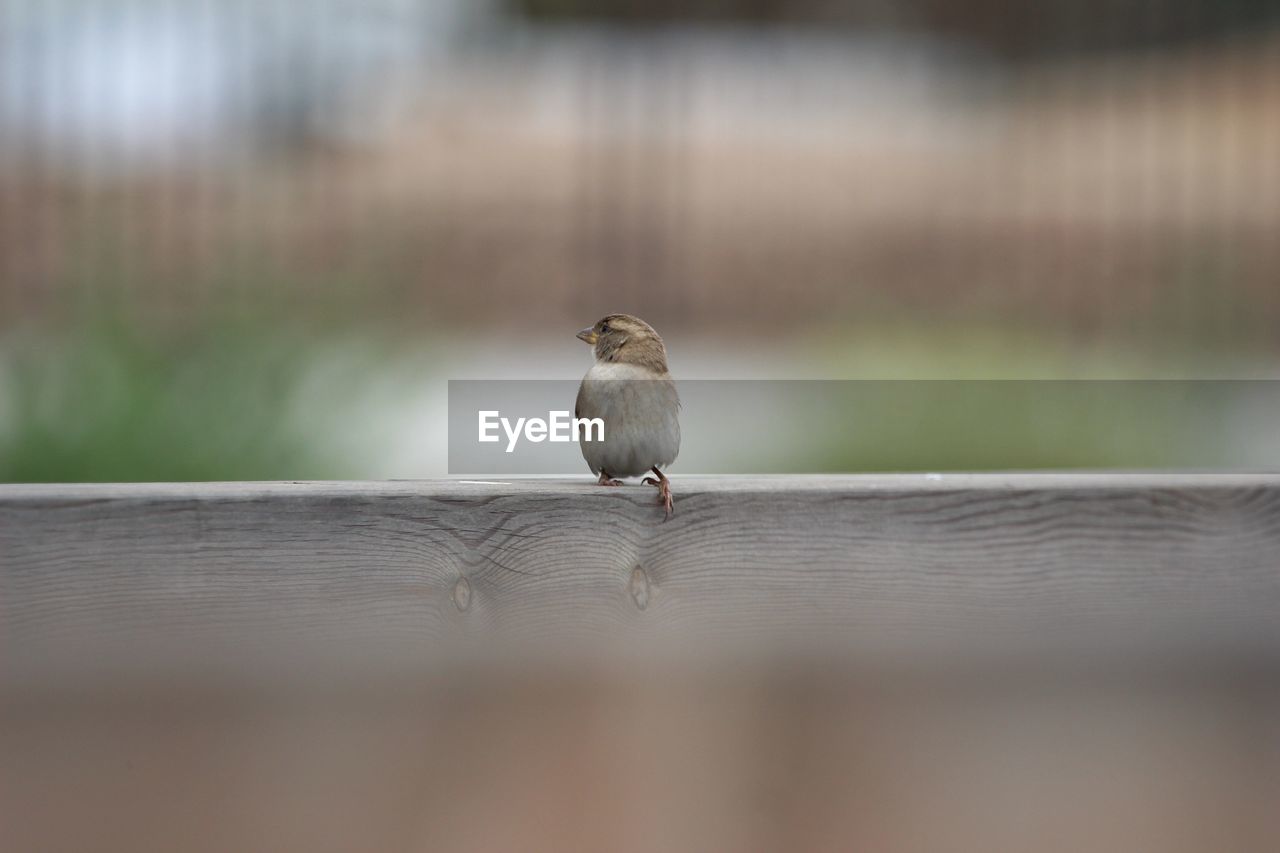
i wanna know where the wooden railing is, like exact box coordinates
[5,473,1280,690]
[6,474,1280,851]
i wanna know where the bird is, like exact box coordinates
[575,314,680,519]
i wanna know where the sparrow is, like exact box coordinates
[575,314,680,519]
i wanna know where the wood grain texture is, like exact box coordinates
[4,474,1280,689]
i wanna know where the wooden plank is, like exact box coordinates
[4,474,1280,689]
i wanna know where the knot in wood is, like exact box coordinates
[452,576,472,612]
[629,565,651,611]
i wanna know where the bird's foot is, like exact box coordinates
[596,473,624,487]
[643,470,674,520]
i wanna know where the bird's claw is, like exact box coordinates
[597,474,624,487]
[645,476,674,520]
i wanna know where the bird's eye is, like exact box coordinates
[600,323,610,333]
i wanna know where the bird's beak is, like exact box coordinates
[576,327,598,345]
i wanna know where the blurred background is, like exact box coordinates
[5,5,1280,851]
[1,0,1278,480]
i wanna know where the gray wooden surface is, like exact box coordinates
[5,474,1280,689]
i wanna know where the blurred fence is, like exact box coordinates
[0,2,1277,349]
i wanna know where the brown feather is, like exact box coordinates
[590,314,670,376]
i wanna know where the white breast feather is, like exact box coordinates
[577,362,680,478]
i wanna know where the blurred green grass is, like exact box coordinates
[791,323,1255,472]
[811,380,1230,473]
[0,314,1269,482]
[0,318,371,483]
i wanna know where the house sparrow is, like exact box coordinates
[575,314,680,519]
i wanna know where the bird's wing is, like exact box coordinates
[575,377,608,421]
[575,379,603,475]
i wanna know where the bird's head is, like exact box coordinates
[576,314,668,373]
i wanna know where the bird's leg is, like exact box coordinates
[597,471,624,487]
[642,467,674,519]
